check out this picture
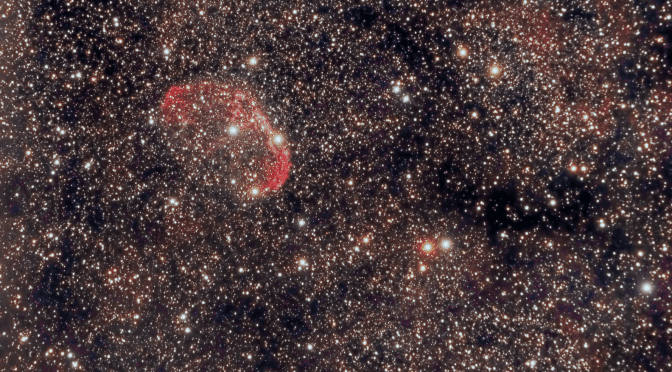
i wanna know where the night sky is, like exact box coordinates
[1,0,672,371]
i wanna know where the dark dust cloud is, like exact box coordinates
[1,0,672,371]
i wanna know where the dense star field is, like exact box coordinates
[1,0,672,371]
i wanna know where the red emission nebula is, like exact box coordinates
[161,82,291,199]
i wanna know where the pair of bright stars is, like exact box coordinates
[422,239,451,253]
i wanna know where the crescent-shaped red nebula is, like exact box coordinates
[160,82,291,198]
